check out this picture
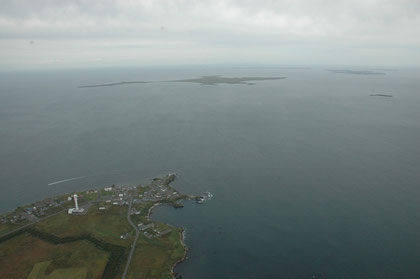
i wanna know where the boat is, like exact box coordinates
[195,196,205,204]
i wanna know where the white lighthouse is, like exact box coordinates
[74,194,79,210]
[68,193,85,214]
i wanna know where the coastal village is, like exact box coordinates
[0,174,205,238]
[1,174,212,230]
[0,174,213,279]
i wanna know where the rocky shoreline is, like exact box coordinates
[173,229,188,279]
[147,196,197,279]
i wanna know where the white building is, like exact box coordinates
[68,194,84,214]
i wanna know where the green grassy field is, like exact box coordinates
[27,261,88,279]
[0,233,109,279]
[0,203,187,279]
[30,202,186,278]
[128,227,185,279]
[0,221,28,236]
[33,204,132,247]
[0,175,191,278]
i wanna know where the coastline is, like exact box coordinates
[146,202,162,221]
[172,228,188,279]
[148,201,190,279]
[0,174,196,278]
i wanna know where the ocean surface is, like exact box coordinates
[1,66,419,278]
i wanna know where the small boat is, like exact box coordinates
[195,197,205,204]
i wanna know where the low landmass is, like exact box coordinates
[169,75,286,85]
[0,174,200,279]
[370,94,393,97]
[79,81,147,88]
[327,69,385,75]
[78,75,286,88]
[373,68,398,72]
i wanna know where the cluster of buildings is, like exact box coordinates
[106,191,130,207]
[64,185,136,214]
[67,185,134,214]
[130,208,141,215]
[1,197,66,224]
[138,222,172,239]
[99,174,179,208]
[2,174,182,244]
[138,184,179,203]
[1,214,25,224]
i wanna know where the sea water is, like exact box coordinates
[0,66,419,278]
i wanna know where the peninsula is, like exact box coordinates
[0,174,197,279]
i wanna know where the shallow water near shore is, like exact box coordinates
[1,66,420,278]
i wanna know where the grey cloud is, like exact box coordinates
[0,0,419,68]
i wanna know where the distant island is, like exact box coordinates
[327,69,385,75]
[0,174,206,279]
[169,75,286,85]
[370,94,393,97]
[373,68,398,72]
[79,81,147,88]
[78,75,286,88]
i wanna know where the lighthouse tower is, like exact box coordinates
[74,194,79,210]
[68,193,84,214]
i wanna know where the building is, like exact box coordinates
[139,223,154,231]
[157,229,172,237]
[68,194,84,214]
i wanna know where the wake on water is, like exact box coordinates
[47,175,88,186]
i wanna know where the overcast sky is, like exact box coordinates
[1,0,419,69]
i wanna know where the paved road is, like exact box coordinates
[122,197,140,279]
